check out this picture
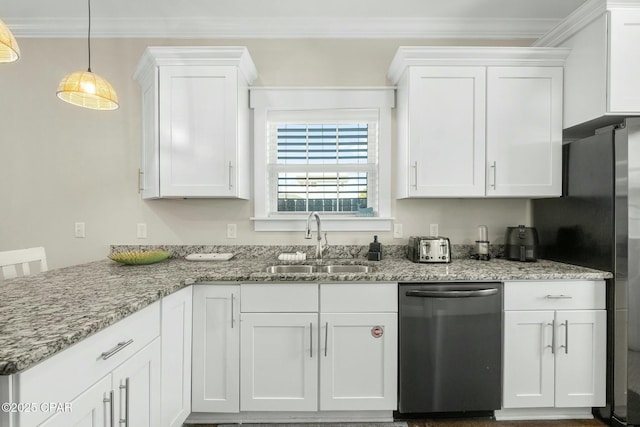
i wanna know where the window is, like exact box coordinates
[270,114,377,214]
[251,88,394,231]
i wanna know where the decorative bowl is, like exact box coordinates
[108,250,170,265]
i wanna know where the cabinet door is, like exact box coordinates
[554,310,606,408]
[140,66,160,199]
[192,285,240,413]
[111,338,161,427]
[486,67,562,197]
[609,9,640,113]
[158,65,238,197]
[407,67,486,197]
[319,313,397,411]
[161,287,192,426]
[503,310,555,408]
[240,313,318,411]
[39,375,112,427]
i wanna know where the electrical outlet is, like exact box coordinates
[137,223,147,239]
[227,223,237,239]
[74,222,85,238]
[393,223,403,238]
[429,223,439,236]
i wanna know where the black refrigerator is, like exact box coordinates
[532,117,640,426]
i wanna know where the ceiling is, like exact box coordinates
[2,0,589,39]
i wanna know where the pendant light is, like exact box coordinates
[56,0,119,110]
[0,18,20,63]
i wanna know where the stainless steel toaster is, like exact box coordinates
[407,236,451,263]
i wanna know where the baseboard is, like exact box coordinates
[494,407,594,420]
[186,410,394,424]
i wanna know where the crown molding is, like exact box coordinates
[133,46,258,84]
[387,46,570,83]
[535,0,640,47]
[6,16,559,39]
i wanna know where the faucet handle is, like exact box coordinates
[322,232,329,253]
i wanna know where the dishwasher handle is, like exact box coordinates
[406,288,499,298]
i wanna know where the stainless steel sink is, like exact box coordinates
[264,264,374,274]
[317,265,374,273]
[264,265,317,274]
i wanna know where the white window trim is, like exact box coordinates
[250,87,395,232]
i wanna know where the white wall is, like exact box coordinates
[0,37,533,269]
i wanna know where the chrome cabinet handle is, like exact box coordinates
[228,161,233,190]
[324,322,329,357]
[101,339,134,360]
[231,293,235,329]
[138,169,144,193]
[560,320,569,354]
[413,161,418,189]
[545,294,573,299]
[119,378,130,426]
[310,322,313,358]
[551,319,556,354]
[490,161,497,189]
[545,322,554,353]
[103,390,115,427]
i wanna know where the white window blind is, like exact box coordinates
[267,110,378,214]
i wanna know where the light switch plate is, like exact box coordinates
[137,223,147,239]
[74,222,85,238]
[429,223,439,236]
[393,223,403,238]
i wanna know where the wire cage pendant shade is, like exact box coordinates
[0,18,20,63]
[56,0,119,110]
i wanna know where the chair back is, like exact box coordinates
[0,247,48,280]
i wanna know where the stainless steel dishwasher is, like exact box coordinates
[398,282,502,414]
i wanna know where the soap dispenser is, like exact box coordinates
[367,235,382,261]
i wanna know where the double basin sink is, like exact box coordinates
[265,264,374,274]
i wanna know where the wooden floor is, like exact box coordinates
[405,419,607,427]
[194,419,608,427]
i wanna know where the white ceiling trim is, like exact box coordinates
[7,16,559,39]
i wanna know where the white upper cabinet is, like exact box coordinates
[388,47,568,198]
[535,1,640,134]
[401,66,487,197]
[486,67,563,197]
[134,47,257,199]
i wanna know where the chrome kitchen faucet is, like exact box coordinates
[305,211,328,261]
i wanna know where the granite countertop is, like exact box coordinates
[0,244,612,376]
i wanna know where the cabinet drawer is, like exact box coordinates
[241,283,318,312]
[504,280,605,310]
[16,301,160,426]
[321,283,398,313]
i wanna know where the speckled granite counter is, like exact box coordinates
[0,245,612,375]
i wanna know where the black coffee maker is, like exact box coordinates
[504,225,539,262]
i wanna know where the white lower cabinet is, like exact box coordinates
[240,313,318,411]
[191,285,240,413]
[111,339,161,427]
[499,280,606,419]
[39,375,112,427]
[160,286,192,427]
[14,303,162,427]
[319,312,397,410]
[237,282,398,415]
